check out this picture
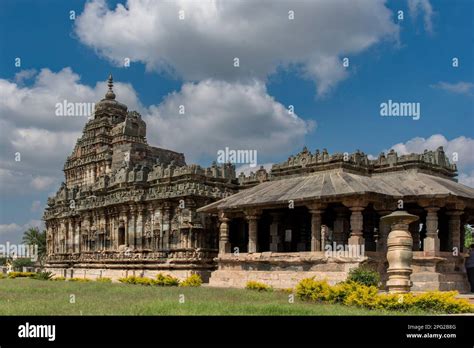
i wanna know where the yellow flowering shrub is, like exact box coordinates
[68,278,91,282]
[245,281,273,292]
[295,279,474,314]
[295,278,331,301]
[179,274,203,287]
[51,276,66,281]
[155,273,180,286]
[343,284,379,309]
[8,272,36,279]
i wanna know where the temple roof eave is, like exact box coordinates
[197,171,474,214]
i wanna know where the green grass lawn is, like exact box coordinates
[0,278,425,315]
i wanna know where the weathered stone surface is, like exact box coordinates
[44,76,474,293]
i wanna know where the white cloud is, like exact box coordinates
[0,67,141,131]
[145,79,314,163]
[236,163,273,176]
[30,200,42,212]
[430,81,474,95]
[75,0,399,96]
[389,134,474,187]
[0,220,44,244]
[408,0,435,34]
[0,69,312,194]
[14,69,37,85]
[459,171,474,187]
[0,68,142,195]
[30,176,56,191]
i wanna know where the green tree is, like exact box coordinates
[465,224,473,249]
[12,258,34,271]
[22,227,46,264]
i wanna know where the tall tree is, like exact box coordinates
[22,227,46,264]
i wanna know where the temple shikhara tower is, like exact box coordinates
[44,76,474,292]
[44,75,238,281]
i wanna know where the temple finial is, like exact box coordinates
[105,73,116,100]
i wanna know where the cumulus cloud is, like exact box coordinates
[30,200,42,213]
[75,0,399,96]
[430,81,474,95]
[145,79,314,163]
[389,134,474,187]
[236,163,274,176]
[0,68,142,195]
[14,69,37,85]
[408,0,435,33]
[0,219,44,244]
[0,69,312,194]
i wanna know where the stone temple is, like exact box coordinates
[44,76,474,292]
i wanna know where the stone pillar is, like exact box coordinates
[269,213,282,252]
[376,210,391,252]
[349,207,365,246]
[82,212,90,252]
[246,211,260,253]
[148,205,155,250]
[136,206,144,250]
[381,211,418,293]
[162,204,171,250]
[309,208,324,251]
[69,219,75,253]
[99,211,105,250]
[118,207,128,247]
[156,206,163,250]
[128,205,136,248]
[424,207,440,253]
[75,219,81,253]
[218,212,231,254]
[447,210,463,254]
[333,207,348,245]
[409,223,420,251]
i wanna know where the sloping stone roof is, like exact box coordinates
[198,169,474,212]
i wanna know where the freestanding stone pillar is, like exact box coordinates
[381,210,419,293]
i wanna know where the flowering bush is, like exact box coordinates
[245,281,272,292]
[68,278,91,282]
[295,278,474,314]
[155,273,180,286]
[179,274,203,287]
[7,272,36,279]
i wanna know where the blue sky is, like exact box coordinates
[0,0,473,243]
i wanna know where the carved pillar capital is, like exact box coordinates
[245,209,262,221]
[343,198,368,210]
[307,202,327,211]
